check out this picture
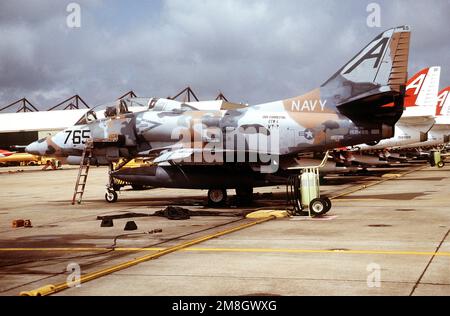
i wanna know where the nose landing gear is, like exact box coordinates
[105,189,118,203]
[104,160,130,203]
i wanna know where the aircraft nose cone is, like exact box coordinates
[25,138,51,156]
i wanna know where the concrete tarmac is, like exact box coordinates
[0,164,449,296]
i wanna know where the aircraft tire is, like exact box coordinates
[208,189,227,207]
[105,190,118,203]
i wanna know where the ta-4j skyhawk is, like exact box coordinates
[26,26,411,207]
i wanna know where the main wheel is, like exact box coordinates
[437,161,445,168]
[105,190,118,203]
[208,189,227,207]
[309,198,328,217]
[131,184,144,190]
[235,187,254,205]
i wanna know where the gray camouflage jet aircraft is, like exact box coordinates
[26,26,411,206]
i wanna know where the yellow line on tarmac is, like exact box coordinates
[19,216,275,296]
[329,165,428,200]
[14,165,434,296]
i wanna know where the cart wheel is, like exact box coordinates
[322,197,332,214]
[309,198,328,217]
[105,190,118,203]
[437,161,445,168]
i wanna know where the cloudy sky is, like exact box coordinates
[0,0,449,111]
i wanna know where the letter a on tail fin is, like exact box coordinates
[402,66,441,117]
[436,87,450,117]
[322,26,411,105]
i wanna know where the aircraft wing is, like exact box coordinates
[0,97,156,134]
[397,115,435,126]
[0,150,14,157]
[151,147,231,164]
[148,147,272,166]
[435,116,450,125]
[0,109,88,133]
[153,148,196,164]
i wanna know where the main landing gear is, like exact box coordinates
[207,189,228,207]
[105,160,129,203]
[207,187,254,207]
[105,189,118,203]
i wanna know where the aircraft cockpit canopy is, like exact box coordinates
[105,100,130,118]
[85,110,98,123]
[147,98,158,110]
[75,109,98,125]
[74,97,152,125]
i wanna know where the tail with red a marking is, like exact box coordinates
[436,86,450,117]
[402,66,441,117]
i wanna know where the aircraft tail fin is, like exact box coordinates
[402,67,441,118]
[436,87,450,117]
[322,26,410,98]
[322,26,411,126]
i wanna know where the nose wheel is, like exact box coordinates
[104,160,131,203]
[105,189,118,203]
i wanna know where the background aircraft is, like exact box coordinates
[0,149,14,158]
[355,67,440,151]
[337,67,441,166]
[403,86,450,149]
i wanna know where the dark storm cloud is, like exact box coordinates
[0,0,449,110]
[0,1,60,25]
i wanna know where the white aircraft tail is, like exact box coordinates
[402,66,441,118]
[435,87,450,125]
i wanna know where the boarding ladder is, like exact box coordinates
[71,141,93,205]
